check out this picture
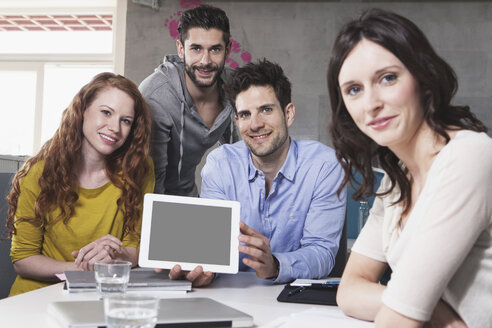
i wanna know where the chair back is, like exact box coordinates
[0,172,17,299]
[328,215,347,277]
[330,168,385,277]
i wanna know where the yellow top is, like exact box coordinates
[9,159,155,296]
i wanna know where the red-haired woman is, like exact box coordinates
[6,72,154,296]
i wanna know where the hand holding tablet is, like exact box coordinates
[167,264,215,287]
[238,222,279,279]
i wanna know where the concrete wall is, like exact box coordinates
[125,0,492,144]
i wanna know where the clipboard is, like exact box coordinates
[276,284,338,306]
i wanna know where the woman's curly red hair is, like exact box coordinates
[6,72,152,238]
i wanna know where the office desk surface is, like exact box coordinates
[0,272,372,327]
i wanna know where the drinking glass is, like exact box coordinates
[104,295,159,328]
[358,200,370,234]
[94,260,132,297]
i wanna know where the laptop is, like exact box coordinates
[48,297,254,327]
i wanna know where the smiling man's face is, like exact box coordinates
[177,27,230,88]
[234,85,294,161]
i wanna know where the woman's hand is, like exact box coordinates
[72,234,123,270]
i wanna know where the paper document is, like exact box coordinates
[55,273,66,281]
[260,307,373,328]
[290,278,340,286]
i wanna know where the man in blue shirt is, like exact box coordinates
[170,59,346,285]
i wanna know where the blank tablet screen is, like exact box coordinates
[148,202,231,265]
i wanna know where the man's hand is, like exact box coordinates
[238,221,278,279]
[72,234,122,271]
[165,265,215,287]
[425,299,467,328]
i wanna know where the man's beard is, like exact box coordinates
[246,122,289,159]
[184,56,225,88]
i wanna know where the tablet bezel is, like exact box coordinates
[138,193,240,274]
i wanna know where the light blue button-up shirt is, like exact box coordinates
[201,139,346,283]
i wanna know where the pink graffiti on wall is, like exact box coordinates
[163,11,182,40]
[163,0,252,69]
[179,0,201,9]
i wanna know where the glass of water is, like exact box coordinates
[104,295,159,328]
[95,260,132,297]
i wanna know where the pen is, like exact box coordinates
[310,283,339,289]
[287,286,305,297]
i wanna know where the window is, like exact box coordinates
[41,64,114,144]
[0,0,125,156]
[0,69,37,155]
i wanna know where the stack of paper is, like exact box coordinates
[260,307,374,328]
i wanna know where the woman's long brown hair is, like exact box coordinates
[6,72,152,238]
[327,9,487,213]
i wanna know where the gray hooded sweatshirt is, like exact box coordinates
[139,54,238,196]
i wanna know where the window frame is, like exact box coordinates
[0,0,126,155]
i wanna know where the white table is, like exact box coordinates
[0,272,372,327]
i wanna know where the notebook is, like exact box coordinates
[64,269,191,292]
[48,297,254,327]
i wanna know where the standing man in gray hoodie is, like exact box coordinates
[139,5,238,196]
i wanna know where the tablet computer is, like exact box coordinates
[138,193,240,274]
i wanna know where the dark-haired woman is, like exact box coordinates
[7,73,154,296]
[327,9,491,328]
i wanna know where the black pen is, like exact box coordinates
[287,286,305,297]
